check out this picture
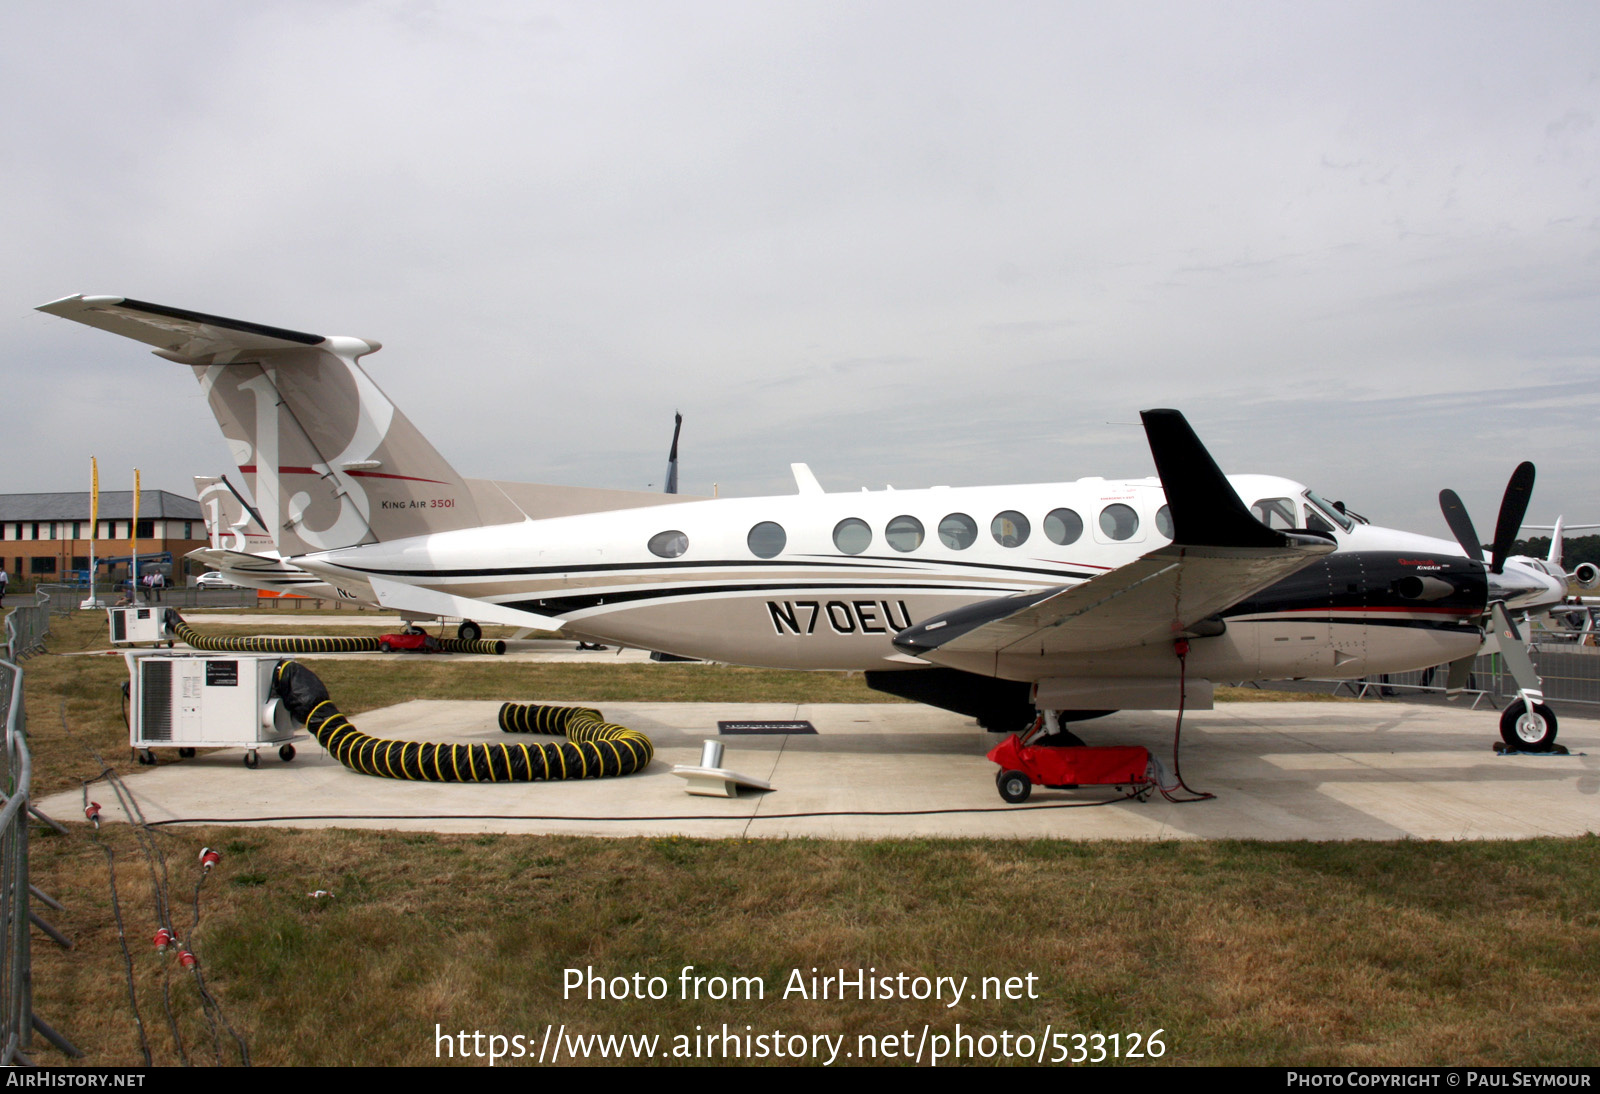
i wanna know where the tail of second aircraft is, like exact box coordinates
[194,475,275,555]
[39,295,486,555]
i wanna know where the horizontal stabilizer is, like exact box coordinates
[188,547,306,575]
[37,295,328,360]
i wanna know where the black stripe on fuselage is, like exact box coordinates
[328,555,1101,583]
[1221,551,1487,623]
[505,580,1027,615]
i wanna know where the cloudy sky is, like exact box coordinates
[6,1,1597,539]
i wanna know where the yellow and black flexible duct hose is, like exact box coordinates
[272,660,653,782]
[165,611,506,655]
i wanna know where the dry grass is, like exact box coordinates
[26,829,1600,1067]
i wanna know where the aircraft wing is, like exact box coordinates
[893,540,1328,659]
[893,409,1335,662]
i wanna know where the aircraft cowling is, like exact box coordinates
[1575,562,1600,590]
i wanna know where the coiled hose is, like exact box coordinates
[165,611,506,655]
[273,660,653,782]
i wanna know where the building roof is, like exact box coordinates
[0,491,201,522]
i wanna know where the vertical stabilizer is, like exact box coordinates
[664,411,682,495]
[38,295,485,554]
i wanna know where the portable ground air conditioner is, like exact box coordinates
[125,652,298,768]
[108,607,168,646]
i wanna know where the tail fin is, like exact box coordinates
[664,411,682,494]
[40,295,483,554]
[193,475,275,555]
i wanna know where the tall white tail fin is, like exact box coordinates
[40,296,483,554]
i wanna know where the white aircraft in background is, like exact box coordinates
[38,294,1569,750]
[191,474,350,602]
[1514,518,1600,595]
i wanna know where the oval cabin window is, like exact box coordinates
[648,530,689,558]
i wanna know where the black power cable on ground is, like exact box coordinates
[164,611,506,656]
[273,660,654,783]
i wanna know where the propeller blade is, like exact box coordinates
[1489,461,1536,575]
[1439,489,1482,562]
[1444,655,1475,698]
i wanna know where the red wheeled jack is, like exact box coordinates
[987,718,1154,803]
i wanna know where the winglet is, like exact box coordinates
[1140,409,1308,549]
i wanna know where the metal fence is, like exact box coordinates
[1337,643,1600,707]
[89,586,259,611]
[0,658,32,1063]
[30,587,80,617]
[3,605,50,664]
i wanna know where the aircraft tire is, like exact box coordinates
[458,621,482,642]
[1500,699,1558,752]
[997,769,1032,804]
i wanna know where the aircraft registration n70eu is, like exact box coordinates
[37,294,1570,750]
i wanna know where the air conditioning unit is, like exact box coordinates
[125,652,298,768]
[108,607,168,646]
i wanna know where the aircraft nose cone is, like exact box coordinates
[1488,565,1566,611]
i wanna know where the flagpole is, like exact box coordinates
[131,469,141,604]
[83,457,100,608]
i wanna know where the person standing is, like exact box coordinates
[0,565,8,608]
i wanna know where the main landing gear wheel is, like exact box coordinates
[1500,700,1558,752]
[997,769,1032,804]
[457,620,482,642]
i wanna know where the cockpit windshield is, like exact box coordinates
[1303,489,1354,533]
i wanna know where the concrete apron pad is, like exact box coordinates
[39,701,1599,840]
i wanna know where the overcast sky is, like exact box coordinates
[5,1,1597,540]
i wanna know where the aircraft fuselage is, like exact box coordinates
[295,472,1488,689]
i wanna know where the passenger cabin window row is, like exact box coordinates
[646,502,1177,560]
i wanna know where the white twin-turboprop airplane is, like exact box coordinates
[38,294,1572,750]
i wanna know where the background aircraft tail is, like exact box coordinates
[193,474,276,555]
[40,296,485,554]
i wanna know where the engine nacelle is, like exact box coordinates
[1574,562,1600,590]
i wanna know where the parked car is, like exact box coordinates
[379,630,442,653]
[196,571,242,590]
